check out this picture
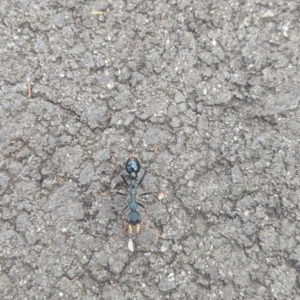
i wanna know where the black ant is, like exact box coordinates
[112,152,163,241]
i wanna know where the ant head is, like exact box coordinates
[126,156,140,179]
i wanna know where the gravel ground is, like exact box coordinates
[1,0,300,299]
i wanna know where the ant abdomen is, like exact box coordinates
[127,211,142,225]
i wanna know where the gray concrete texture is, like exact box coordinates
[0,0,300,299]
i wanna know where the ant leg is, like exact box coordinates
[138,171,147,187]
[141,191,152,196]
[121,175,129,187]
[140,223,164,239]
[138,142,160,189]
[120,205,128,214]
[137,202,146,212]
[112,224,129,242]
[116,192,126,196]
[121,215,127,227]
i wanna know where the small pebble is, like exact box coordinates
[128,238,134,252]
[161,245,168,252]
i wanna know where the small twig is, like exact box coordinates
[100,191,110,197]
[111,153,118,166]
[27,155,34,164]
[153,142,160,157]
[91,11,103,15]
[27,81,32,98]
[56,175,65,183]
[157,190,167,200]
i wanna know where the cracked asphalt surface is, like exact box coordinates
[1,0,300,299]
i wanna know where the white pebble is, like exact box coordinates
[128,238,134,252]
